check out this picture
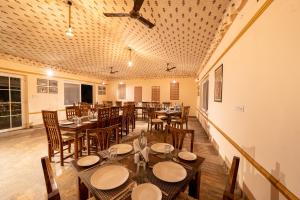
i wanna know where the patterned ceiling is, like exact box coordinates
[0,0,246,79]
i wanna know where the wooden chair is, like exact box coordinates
[41,156,60,200]
[103,101,113,107]
[142,102,149,120]
[162,102,171,109]
[65,106,80,120]
[165,125,194,152]
[87,125,119,151]
[110,106,120,126]
[171,106,190,129]
[120,105,130,137]
[42,110,80,166]
[223,156,240,200]
[79,104,90,117]
[97,107,110,128]
[147,107,163,133]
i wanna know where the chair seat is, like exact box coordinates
[62,135,74,142]
[157,115,167,120]
[62,132,85,138]
[152,118,163,123]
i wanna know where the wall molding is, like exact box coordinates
[198,0,274,81]
[195,108,299,200]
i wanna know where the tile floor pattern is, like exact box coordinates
[0,118,230,200]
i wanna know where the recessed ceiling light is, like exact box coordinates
[66,0,73,38]
[46,69,54,77]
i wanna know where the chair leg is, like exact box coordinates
[79,138,82,157]
[68,142,71,153]
[87,135,91,155]
[60,147,64,166]
[48,144,52,162]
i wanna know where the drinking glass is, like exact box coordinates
[164,144,172,160]
[136,160,146,183]
[108,147,118,162]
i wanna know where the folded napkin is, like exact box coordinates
[133,139,141,153]
[140,147,150,162]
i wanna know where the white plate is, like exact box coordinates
[77,155,100,167]
[90,165,129,190]
[178,151,197,161]
[131,183,162,200]
[150,143,174,153]
[60,121,73,125]
[89,119,98,122]
[153,161,187,183]
[109,144,133,155]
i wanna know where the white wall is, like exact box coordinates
[197,0,300,199]
[107,78,198,116]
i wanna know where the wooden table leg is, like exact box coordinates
[74,130,79,160]
[78,177,88,200]
[189,170,201,199]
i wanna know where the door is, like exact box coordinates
[81,84,93,104]
[0,75,22,131]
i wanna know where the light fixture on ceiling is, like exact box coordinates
[65,0,73,38]
[46,69,54,77]
[128,48,133,67]
[172,79,176,84]
[119,81,124,85]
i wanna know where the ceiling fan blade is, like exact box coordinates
[170,67,176,70]
[103,13,130,17]
[133,0,144,12]
[137,16,155,28]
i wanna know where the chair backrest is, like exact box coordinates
[147,107,156,120]
[97,107,110,128]
[79,104,90,117]
[93,124,119,150]
[110,106,120,126]
[115,101,122,107]
[166,125,194,152]
[65,106,80,120]
[103,101,113,107]
[162,102,171,108]
[181,106,190,119]
[42,110,62,151]
[41,156,60,200]
[223,156,240,200]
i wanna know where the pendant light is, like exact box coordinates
[66,0,74,38]
[128,48,133,67]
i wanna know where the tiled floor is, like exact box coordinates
[0,118,229,200]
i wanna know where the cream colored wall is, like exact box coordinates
[107,78,197,116]
[0,58,107,126]
[197,0,300,199]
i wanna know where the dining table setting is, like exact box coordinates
[71,131,205,200]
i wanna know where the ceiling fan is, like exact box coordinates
[103,0,155,29]
[166,63,176,72]
[110,67,119,74]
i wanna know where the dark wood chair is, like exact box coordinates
[88,125,119,151]
[120,105,130,137]
[223,156,240,200]
[103,101,113,107]
[109,106,120,126]
[115,101,122,107]
[65,106,80,120]
[171,106,190,129]
[162,102,171,109]
[79,104,90,117]
[41,156,60,200]
[142,102,149,120]
[165,125,194,152]
[42,110,79,166]
[147,107,164,133]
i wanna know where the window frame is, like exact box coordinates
[201,78,209,112]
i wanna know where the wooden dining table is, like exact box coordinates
[72,133,205,200]
[155,110,182,124]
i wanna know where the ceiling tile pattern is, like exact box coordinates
[0,0,246,79]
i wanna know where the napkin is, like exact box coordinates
[140,147,150,162]
[133,139,141,153]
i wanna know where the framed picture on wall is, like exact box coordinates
[214,64,223,102]
[49,87,58,94]
[37,86,48,93]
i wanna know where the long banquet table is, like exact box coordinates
[72,133,205,200]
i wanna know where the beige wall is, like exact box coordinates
[107,78,197,116]
[197,0,300,199]
[0,58,108,127]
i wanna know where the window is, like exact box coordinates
[201,79,209,111]
[134,86,142,102]
[170,82,179,100]
[151,86,160,102]
[64,83,80,105]
[98,85,106,95]
[118,84,126,99]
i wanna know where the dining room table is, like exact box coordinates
[71,132,205,200]
[155,109,182,125]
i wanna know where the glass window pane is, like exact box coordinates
[11,90,21,102]
[64,83,80,105]
[0,103,10,116]
[12,115,22,128]
[11,103,21,115]
[0,116,10,130]
[0,90,9,102]
[0,76,9,89]
[10,77,21,90]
